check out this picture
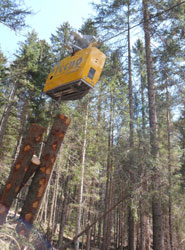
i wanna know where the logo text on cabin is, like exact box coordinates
[53,57,83,76]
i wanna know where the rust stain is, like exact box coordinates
[15,163,21,171]
[59,114,65,120]
[40,166,46,173]
[65,118,70,125]
[35,135,41,142]
[52,141,58,151]
[24,145,31,152]
[0,204,6,214]
[32,201,39,208]
[24,165,29,172]
[6,183,11,190]
[44,153,50,161]
[25,213,32,222]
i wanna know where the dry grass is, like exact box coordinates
[0,210,53,249]
[0,220,37,250]
[0,232,21,250]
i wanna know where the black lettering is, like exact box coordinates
[59,65,64,73]
[64,63,69,71]
[68,61,75,70]
[76,57,82,67]
[55,64,61,75]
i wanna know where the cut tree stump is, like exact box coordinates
[16,114,70,238]
[0,124,45,225]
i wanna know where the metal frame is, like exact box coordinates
[45,79,93,101]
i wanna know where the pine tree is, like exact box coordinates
[0,31,53,162]
[177,107,185,188]
[0,0,32,31]
[0,48,8,114]
[50,22,72,63]
[142,1,163,249]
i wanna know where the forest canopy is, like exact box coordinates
[0,0,185,250]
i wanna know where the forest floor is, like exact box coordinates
[0,211,52,250]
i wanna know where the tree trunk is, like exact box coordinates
[86,178,95,250]
[96,82,104,249]
[52,164,60,232]
[102,94,114,250]
[36,178,50,223]
[16,114,70,237]
[141,69,146,138]
[142,0,163,249]
[139,202,151,250]
[166,84,174,250]
[58,174,71,249]
[47,162,60,233]
[128,2,135,249]
[0,124,45,225]
[12,99,29,163]
[128,206,135,250]
[63,195,130,250]
[0,81,18,150]
[75,102,89,250]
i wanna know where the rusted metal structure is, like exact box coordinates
[16,114,70,237]
[0,124,45,225]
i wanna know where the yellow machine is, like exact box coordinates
[44,44,106,101]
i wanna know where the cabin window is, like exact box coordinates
[88,67,96,80]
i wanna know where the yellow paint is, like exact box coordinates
[65,118,70,125]
[37,185,46,198]
[59,114,65,120]
[6,183,11,190]
[15,163,21,171]
[43,46,106,100]
[50,156,55,164]
[39,178,46,185]
[59,132,65,139]
[37,178,47,198]
[15,186,20,193]
[52,142,57,151]
[35,135,41,142]
[24,145,31,152]
[46,167,51,175]
[32,201,39,208]
[40,166,46,173]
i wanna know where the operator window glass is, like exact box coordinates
[88,67,96,80]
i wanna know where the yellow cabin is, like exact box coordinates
[44,45,106,101]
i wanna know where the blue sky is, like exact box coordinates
[0,0,99,61]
